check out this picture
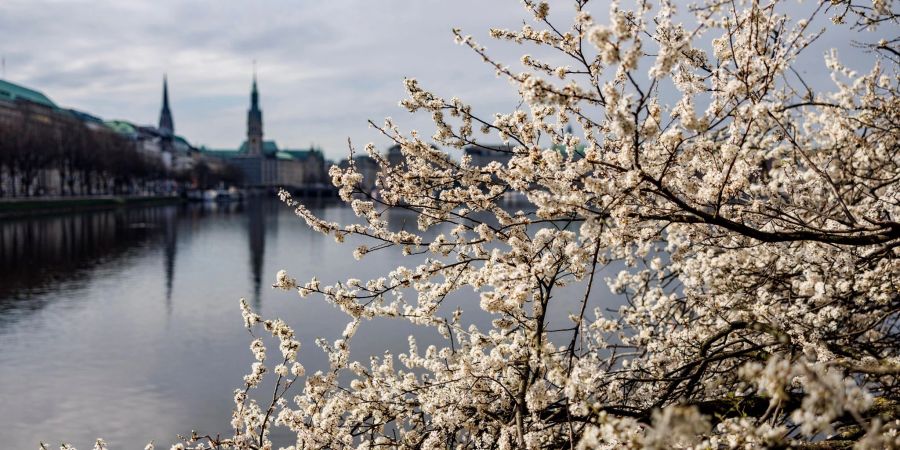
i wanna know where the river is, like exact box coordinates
[0,198,617,448]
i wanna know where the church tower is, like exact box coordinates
[247,71,263,156]
[159,75,174,137]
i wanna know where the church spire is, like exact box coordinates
[247,66,263,156]
[251,63,259,111]
[159,74,174,136]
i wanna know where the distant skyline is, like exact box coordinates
[0,0,535,159]
[0,1,873,160]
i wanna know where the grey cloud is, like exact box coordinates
[1,0,875,160]
[0,0,530,157]
[14,4,496,154]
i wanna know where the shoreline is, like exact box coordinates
[0,195,184,218]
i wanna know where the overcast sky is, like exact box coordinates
[0,1,543,159]
[0,1,876,160]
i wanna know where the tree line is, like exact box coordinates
[0,106,240,197]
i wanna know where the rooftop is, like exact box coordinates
[202,141,323,162]
[0,79,58,109]
[238,140,280,156]
[105,120,138,136]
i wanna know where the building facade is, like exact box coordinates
[203,75,327,190]
[0,78,164,196]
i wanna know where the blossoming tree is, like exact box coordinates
[67,0,899,449]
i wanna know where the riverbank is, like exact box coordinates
[0,195,183,218]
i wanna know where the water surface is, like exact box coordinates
[0,199,616,448]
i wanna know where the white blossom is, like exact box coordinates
[77,1,900,448]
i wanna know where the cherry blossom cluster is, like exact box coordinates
[212,0,897,448]
[56,0,899,448]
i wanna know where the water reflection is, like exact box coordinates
[0,202,287,315]
[0,199,618,448]
[0,201,282,447]
[246,200,276,308]
[163,207,177,311]
[0,207,168,316]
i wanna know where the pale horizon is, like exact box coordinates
[0,0,537,159]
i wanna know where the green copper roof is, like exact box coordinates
[202,149,241,159]
[551,142,586,159]
[105,120,138,136]
[0,79,58,109]
[66,108,104,124]
[238,140,280,156]
[282,149,323,161]
[206,141,322,162]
